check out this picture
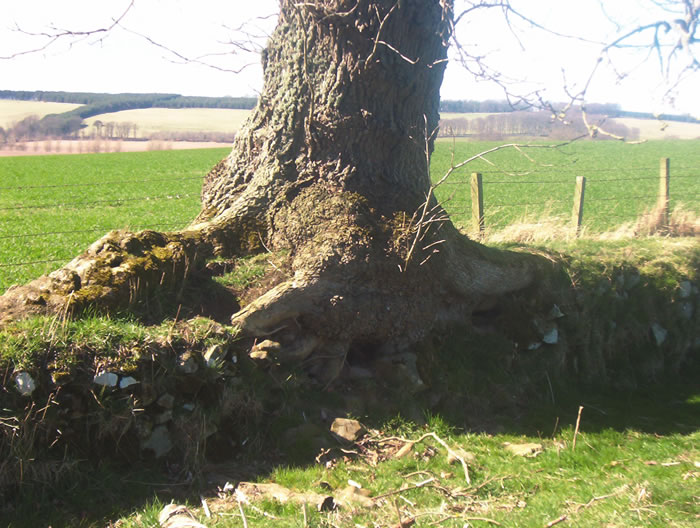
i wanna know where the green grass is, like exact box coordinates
[431,139,700,233]
[0,148,229,292]
[1,140,699,293]
[9,387,695,527]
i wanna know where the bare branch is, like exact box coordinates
[1,1,135,60]
[118,25,258,75]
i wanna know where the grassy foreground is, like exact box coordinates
[5,381,699,527]
[1,236,698,527]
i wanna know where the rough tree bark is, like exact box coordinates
[0,0,536,378]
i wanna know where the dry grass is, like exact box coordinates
[0,139,232,157]
[84,108,252,137]
[600,203,700,239]
[0,100,82,128]
[479,204,698,243]
[609,117,700,140]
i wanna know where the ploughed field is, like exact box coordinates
[1,140,699,292]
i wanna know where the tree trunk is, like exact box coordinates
[0,0,535,379]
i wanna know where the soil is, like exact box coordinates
[0,140,232,157]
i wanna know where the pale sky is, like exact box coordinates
[2,0,699,117]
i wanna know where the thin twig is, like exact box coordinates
[571,487,627,513]
[545,515,568,527]
[572,406,584,450]
[373,478,436,501]
[428,515,502,526]
[237,498,248,528]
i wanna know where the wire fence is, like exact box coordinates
[0,157,698,292]
[434,159,698,236]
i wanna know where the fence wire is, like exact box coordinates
[1,160,698,291]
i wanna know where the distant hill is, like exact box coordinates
[1,90,697,143]
[0,90,258,139]
[0,90,258,111]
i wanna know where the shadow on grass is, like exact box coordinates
[4,366,698,528]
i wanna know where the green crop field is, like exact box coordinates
[432,138,700,233]
[0,148,229,292]
[1,140,699,293]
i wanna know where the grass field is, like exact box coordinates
[432,138,700,233]
[84,108,251,136]
[0,148,228,292]
[1,140,699,293]
[0,100,82,128]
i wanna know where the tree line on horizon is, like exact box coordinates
[0,89,696,145]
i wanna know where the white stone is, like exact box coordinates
[527,342,542,351]
[142,425,173,458]
[651,323,668,346]
[204,344,224,367]
[119,376,139,389]
[15,372,36,396]
[680,302,694,320]
[542,327,559,345]
[548,304,565,319]
[93,371,118,387]
[679,281,692,299]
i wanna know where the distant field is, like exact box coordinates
[438,111,700,140]
[440,112,495,120]
[432,138,700,232]
[610,117,700,140]
[0,99,82,127]
[84,108,252,136]
[1,140,698,291]
[0,148,228,291]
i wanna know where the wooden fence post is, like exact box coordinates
[658,157,670,227]
[471,172,484,235]
[572,176,586,236]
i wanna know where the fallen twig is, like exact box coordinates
[570,486,628,513]
[237,498,248,528]
[428,515,502,526]
[545,514,568,527]
[200,496,211,519]
[395,432,471,484]
[373,478,436,501]
[572,406,584,450]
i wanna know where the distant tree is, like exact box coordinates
[92,120,104,138]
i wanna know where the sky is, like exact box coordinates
[2,0,699,117]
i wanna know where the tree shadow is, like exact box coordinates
[4,359,697,528]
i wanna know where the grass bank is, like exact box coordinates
[1,237,698,527]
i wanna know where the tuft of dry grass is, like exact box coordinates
[600,203,699,239]
[483,215,580,243]
[481,204,698,243]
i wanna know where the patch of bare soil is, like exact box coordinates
[0,140,231,157]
